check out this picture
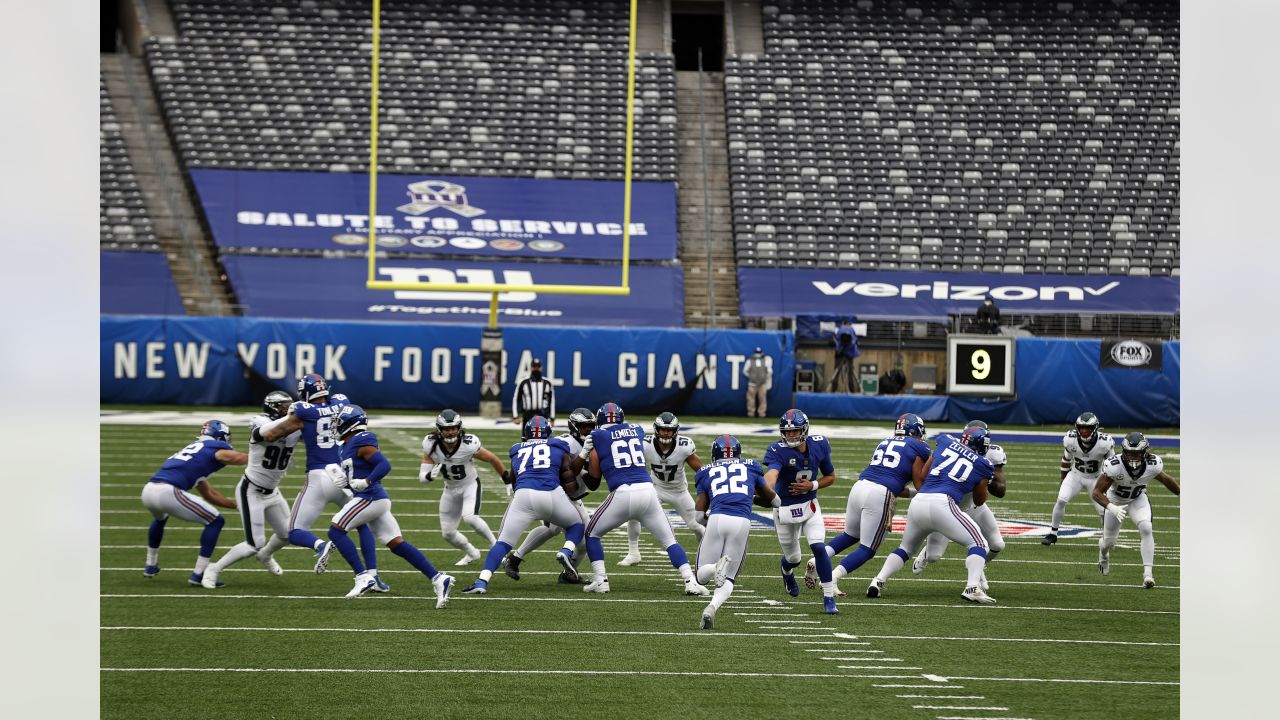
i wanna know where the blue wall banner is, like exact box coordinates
[220,255,683,327]
[101,251,186,316]
[190,169,678,261]
[738,268,1180,319]
[102,316,795,417]
[796,338,1179,428]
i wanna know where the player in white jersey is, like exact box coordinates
[1092,432,1179,588]
[617,412,704,566]
[202,392,300,588]
[419,409,507,566]
[912,420,1008,590]
[1043,412,1114,545]
[502,407,598,584]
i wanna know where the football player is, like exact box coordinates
[617,412,705,566]
[912,420,1008,590]
[258,374,385,591]
[692,435,779,629]
[580,403,708,595]
[202,391,299,588]
[1043,412,1114,545]
[867,425,996,604]
[140,420,245,586]
[764,409,839,613]
[462,416,584,595]
[419,409,508,566]
[1092,431,1180,588]
[810,413,932,599]
[324,405,454,606]
[503,407,598,584]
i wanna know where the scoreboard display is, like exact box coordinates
[947,335,1015,396]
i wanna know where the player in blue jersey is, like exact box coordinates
[808,413,932,597]
[692,435,780,629]
[258,374,384,590]
[323,405,455,606]
[580,403,708,595]
[461,416,585,594]
[763,409,839,612]
[140,420,246,585]
[867,425,997,604]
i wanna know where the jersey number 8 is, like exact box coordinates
[609,438,646,469]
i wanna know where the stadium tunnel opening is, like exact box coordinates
[672,4,725,71]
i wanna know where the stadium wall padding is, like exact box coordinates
[101,316,795,416]
[797,338,1179,427]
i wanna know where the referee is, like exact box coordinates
[512,358,556,438]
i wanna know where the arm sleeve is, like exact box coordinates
[366,451,392,484]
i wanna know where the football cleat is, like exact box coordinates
[583,578,611,593]
[433,573,455,609]
[780,558,800,597]
[833,582,846,598]
[199,569,222,589]
[700,606,716,630]
[1098,548,1111,576]
[713,555,732,588]
[189,572,223,588]
[684,578,710,596]
[558,570,588,584]
[618,552,642,567]
[979,573,990,592]
[866,578,885,598]
[912,546,931,574]
[1143,575,1156,589]
[823,596,839,615]
[556,551,580,583]
[1041,533,1058,546]
[371,574,391,593]
[314,541,335,575]
[345,573,376,599]
[961,586,997,604]
[462,579,489,595]
[455,548,482,567]
[143,564,160,578]
[803,558,818,590]
[257,553,284,576]
[501,552,522,580]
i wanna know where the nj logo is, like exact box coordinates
[378,267,537,302]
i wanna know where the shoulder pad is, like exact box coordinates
[463,434,481,447]
[810,434,827,443]
[249,414,268,429]
[678,436,693,447]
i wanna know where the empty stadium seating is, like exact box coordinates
[145,0,678,181]
[725,0,1179,276]
[101,73,160,251]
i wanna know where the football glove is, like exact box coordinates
[326,464,349,489]
[577,435,594,461]
[1105,503,1128,522]
[770,494,782,508]
[695,511,708,526]
[419,463,438,483]
[501,470,512,485]
[349,477,370,492]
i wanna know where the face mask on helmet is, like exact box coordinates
[567,408,596,441]
[1075,412,1099,442]
[779,409,809,448]
[263,391,293,420]
[653,412,679,447]
[1122,449,1146,471]
[1121,432,1150,472]
[436,409,464,447]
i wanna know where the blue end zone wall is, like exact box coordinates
[798,338,1179,428]
[101,252,186,316]
[101,316,794,416]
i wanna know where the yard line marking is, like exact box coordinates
[933,716,1034,720]
[803,649,882,653]
[99,666,912,679]
[100,625,834,639]
[756,626,837,631]
[789,641,872,646]
[923,674,950,682]
[875,684,967,689]
[897,695,986,699]
[943,675,1178,686]
[853,633,1178,647]
[99,593,1178,615]
[913,706,1009,711]
[836,665,924,670]
[733,612,806,617]
[822,656,904,662]
[743,619,825,624]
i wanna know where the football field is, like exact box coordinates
[101,417,1179,719]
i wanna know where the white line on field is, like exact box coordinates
[897,695,986,699]
[804,648,881,653]
[789,641,872,646]
[756,626,837,631]
[942,675,1178,686]
[913,707,1009,711]
[853,633,1177,647]
[98,666,901,679]
[933,716,1033,720]
[836,665,924,670]
[100,625,830,639]
[875,684,967,689]
[823,657,905,662]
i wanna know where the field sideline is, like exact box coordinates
[101,413,1179,719]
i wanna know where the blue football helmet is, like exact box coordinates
[200,419,231,443]
[334,404,368,438]
[596,402,625,427]
[298,373,330,402]
[710,434,742,461]
[961,425,991,456]
[525,415,552,440]
[895,413,926,438]
[779,409,809,448]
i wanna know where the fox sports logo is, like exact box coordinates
[1110,340,1153,367]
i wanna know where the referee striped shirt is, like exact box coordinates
[512,375,556,422]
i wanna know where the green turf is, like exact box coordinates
[101,419,1179,719]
